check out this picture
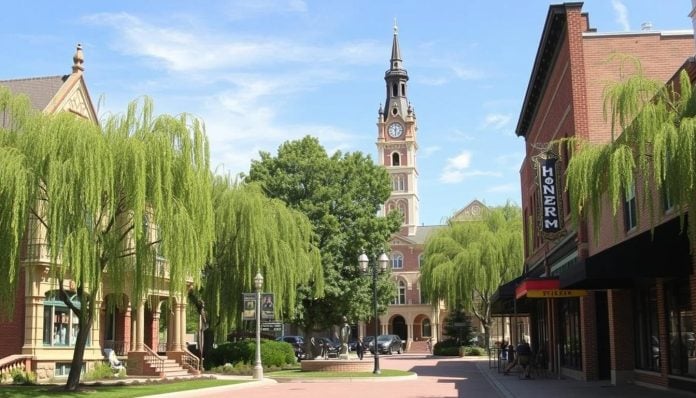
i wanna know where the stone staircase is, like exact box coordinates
[147,356,191,378]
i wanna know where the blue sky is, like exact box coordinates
[1,1,693,225]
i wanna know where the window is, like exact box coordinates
[392,152,400,166]
[392,175,405,191]
[558,298,582,370]
[391,252,403,269]
[395,280,406,304]
[666,279,695,377]
[634,285,660,371]
[624,183,637,231]
[43,291,88,347]
[422,319,432,337]
[392,84,398,96]
[401,83,406,96]
[418,254,424,269]
[419,283,428,304]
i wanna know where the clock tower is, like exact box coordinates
[377,22,419,236]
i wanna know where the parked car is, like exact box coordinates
[317,337,341,357]
[370,334,403,355]
[276,335,306,360]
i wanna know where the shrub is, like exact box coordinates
[462,346,486,356]
[84,362,124,381]
[10,368,36,385]
[206,340,296,370]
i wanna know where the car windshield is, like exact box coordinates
[377,335,392,342]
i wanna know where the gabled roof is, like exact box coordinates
[450,199,487,222]
[0,75,69,111]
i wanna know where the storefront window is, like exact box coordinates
[559,298,582,370]
[634,285,660,371]
[42,291,89,347]
[666,279,695,377]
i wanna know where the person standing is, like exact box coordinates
[356,337,364,360]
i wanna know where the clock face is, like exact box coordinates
[388,122,403,138]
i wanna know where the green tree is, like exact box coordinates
[202,177,323,342]
[0,89,214,390]
[442,306,473,345]
[245,136,401,344]
[566,64,696,247]
[420,204,523,346]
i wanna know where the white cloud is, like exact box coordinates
[439,151,503,183]
[451,66,484,80]
[421,146,441,158]
[418,76,448,86]
[612,0,630,31]
[223,0,308,19]
[83,13,383,73]
[482,113,512,130]
[486,183,517,193]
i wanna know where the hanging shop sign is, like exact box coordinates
[532,150,564,239]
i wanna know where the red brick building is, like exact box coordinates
[505,2,696,392]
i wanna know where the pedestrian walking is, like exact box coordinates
[356,337,364,360]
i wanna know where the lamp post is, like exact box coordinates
[358,251,389,374]
[253,271,264,380]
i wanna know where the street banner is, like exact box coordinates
[242,293,256,320]
[261,293,274,321]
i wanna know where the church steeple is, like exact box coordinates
[384,19,409,121]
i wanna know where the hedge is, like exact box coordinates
[206,340,296,370]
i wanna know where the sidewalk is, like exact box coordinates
[473,358,696,398]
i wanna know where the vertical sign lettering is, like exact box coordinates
[533,151,564,239]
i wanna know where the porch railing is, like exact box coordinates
[103,340,127,356]
[182,348,201,371]
[143,344,165,374]
[0,355,32,383]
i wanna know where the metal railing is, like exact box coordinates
[181,348,200,371]
[103,340,127,356]
[143,344,165,373]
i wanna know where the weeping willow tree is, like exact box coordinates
[202,176,323,341]
[0,88,214,390]
[420,203,523,345]
[566,63,696,246]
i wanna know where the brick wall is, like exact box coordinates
[580,292,598,380]
[608,290,634,372]
[0,268,26,358]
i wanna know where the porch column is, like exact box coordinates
[135,300,145,351]
[151,310,160,352]
[130,309,136,351]
[581,293,598,380]
[179,302,187,349]
[407,322,414,350]
[171,301,182,351]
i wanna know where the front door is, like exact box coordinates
[392,315,407,341]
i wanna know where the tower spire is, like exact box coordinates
[391,18,402,66]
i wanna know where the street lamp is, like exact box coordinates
[253,271,264,380]
[358,251,389,374]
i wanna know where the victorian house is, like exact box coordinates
[0,45,197,381]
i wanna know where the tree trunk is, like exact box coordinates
[64,305,93,390]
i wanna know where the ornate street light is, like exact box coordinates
[253,271,264,380]
[358,251,389,374]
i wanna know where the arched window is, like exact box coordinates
[43,290,88,347]
[397,280,406,304]
[391,252,403,269]
[418,254,424,269]
[392,84,398,96]
[392,152,400,166]
[401,83,406,96]
[398,201,407,217]
[422,319,432,337]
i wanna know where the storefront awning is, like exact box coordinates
[559,215,691,289]
[514,278,559,299]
